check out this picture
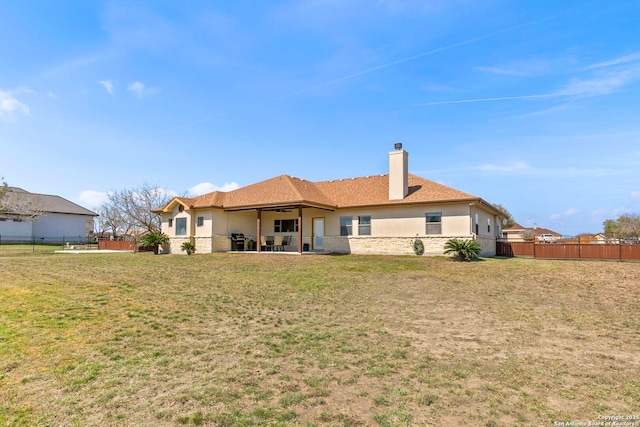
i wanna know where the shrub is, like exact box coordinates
[181,241,196,255]
[411,237,425,255]
[139,231,170,255]
[443,238,482,261]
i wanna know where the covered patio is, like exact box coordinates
[225,202,335,254]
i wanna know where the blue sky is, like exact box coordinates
[1,0,639,236]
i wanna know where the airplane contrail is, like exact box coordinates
[413,93,562,106]
[166,15,556,132]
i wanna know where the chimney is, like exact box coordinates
[388,143,408,200]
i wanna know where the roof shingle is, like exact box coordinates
[170,172,482,211]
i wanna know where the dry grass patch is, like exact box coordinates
[1,253,639,426]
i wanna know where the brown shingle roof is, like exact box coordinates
[314,173,476,207]
[2,187,97,216]
[168,172,484,212]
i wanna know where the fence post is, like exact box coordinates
[619,239,623,262]
[579,242,582,259]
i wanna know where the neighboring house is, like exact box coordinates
[501,222,562,242]
[0,187,97,242]
[155,146,504,256]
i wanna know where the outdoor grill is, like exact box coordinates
[230,233,245,251]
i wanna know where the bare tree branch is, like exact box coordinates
[0,187,46,222]
[96,184,173,239]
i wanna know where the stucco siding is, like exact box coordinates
[0,218,33,238]
[32,213,93,238]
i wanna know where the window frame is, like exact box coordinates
[340,216,353,236]
[358,215,371,236]
[274,219,298,233]
[168,218,173,228]
[175,218,187,236]
[196,216,204,227]
[425,212,442,235]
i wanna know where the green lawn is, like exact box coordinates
[1,253,639,426]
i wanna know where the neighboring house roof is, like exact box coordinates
[503,224,562,236]
[158,173,499,214]
[1,187,97,217]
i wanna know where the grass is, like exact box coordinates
[1,253,639,426]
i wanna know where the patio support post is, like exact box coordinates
[298,206,303,254]
[256,208,262,253]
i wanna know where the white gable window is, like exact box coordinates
[425,212,442,235]
[176,218,187,236]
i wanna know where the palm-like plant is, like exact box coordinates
[181,241,196,255]
[443,238,482,261]
[139,231,170,255]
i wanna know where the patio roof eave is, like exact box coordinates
[222,202,336,212]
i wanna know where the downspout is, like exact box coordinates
[189,207,196,245]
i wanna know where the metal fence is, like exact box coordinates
[497,240,640,262]
[0,234,97,255]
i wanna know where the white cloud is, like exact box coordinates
[631,191,640,202]
[127,81,160,98]
[98,80,115,94]
[79,190,110,207]
[188,182,240,196]
[550,208,580,220]
[475,58,550,77]
[558,68,640,97]
[473,161,533,173]
[0,90,30,120]
[127,81,146,97]
[585,52,640,71]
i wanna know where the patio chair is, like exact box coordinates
[260,236,273,251]
[282,235,292,251]
[273,235,283,251]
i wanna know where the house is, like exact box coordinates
[0,187,97,242]
[155,145,504,256]
[501,222,562,242]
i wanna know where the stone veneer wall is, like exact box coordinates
[324,235,496,256]
[212,235,231,252]
[166,237,189,255]
[475,235,497,257]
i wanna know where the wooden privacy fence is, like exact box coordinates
[98,240,136,251]
[497,241,640,262]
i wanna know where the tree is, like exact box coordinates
[95,202,128,239]
[0,177,7,202]
[96,183,174,240]
[443,238,482,261]
[603,213,640,239]
[0,183,45,222]
[493,204,515,228]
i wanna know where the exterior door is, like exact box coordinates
[312,218,324,250]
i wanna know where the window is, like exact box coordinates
[176,218,187,236]
[475,213,479,235]
[425,212,442,235]
[274,219,298,232]
[358,216,371,235]
[178,205,184,213]
[487,218,491,233]
[197,216,204,227]
[340,216,353,236]
[168,218,173,228]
